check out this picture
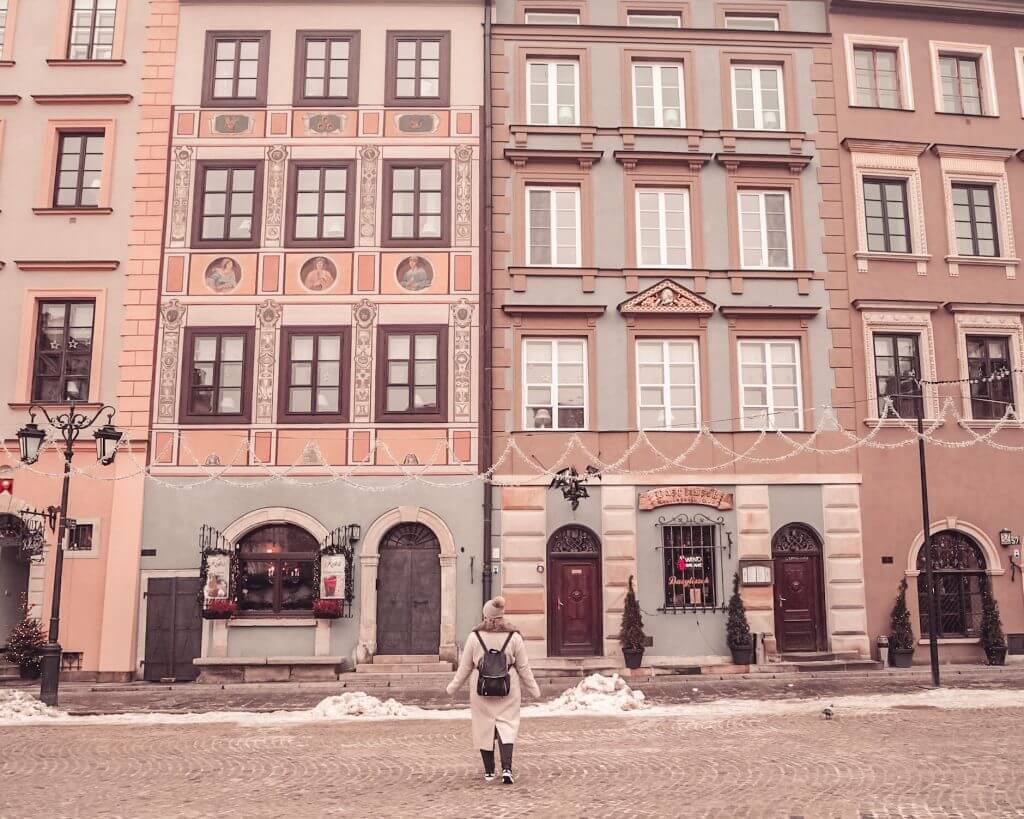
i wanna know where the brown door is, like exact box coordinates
[143,577,202,682]
[549,558,603,656]
[377,524,441,655]
[772,523,826,654]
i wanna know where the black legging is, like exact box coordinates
[480,730,514,772]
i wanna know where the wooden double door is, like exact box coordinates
[143,577,203,682]
[548,526,603,657]
[772,524,827,654]
[376,524,441,655]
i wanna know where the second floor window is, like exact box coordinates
[288,162,352,246]
[528,60,579,126]
[523,339,587,430]
[204,32,269,106]
[378,327,446,421]
[739,340,802,431]
[864,178,910,253]
[68,0,116,61]
[54,132,104,208]
[388,32,450,105]
[524,11,580,24]
[952,183,998,258]
[739,190,792,270]
[853,47,900,109]
[526,186,580,266]
[724,14,779,30]
[183,330,252,422]
[0,1,8,55]
[939,54,982,115]
[627,12,682,27]
[32,301,95,403]
[873,333,923,418]
[633,63,683,127]
[296,32,358,106]
[281,328,346,421]
[636,189,691,267]
[967,335,1014,420]
[636,339,699,430]
[732,64,784,130]
[385,163,448,245]
[195,163,262,246]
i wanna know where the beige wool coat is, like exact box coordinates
[446,624,541,750]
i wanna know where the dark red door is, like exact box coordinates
[549,558,602,656]
[377,524,441,655]
[773,555,824,653]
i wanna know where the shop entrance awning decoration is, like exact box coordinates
[655,513,734,614]
[638,487,734,512]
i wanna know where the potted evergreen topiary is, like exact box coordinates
[4,597,45,679]
[726,572,754,665]
[889,577,915,668]
[979,577,1007,666]
[618,576,647,670]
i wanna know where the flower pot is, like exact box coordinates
[18,665,41,680]
[622,648,644,670]
[889,647,914,668]
[986,645,1007,666]
[730,644,753,665]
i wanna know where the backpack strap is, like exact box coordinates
[473,630,488,651]
[499,631,515,653]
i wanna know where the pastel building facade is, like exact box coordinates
[137,0,485,681]
[487,0,871,664]
[830,0,1024,663]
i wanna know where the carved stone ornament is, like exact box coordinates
[771,523,822,556]
[299,441,324,466]
[548,525,601,555]
[358,145,381,245]
[618,279,716,316]
[157,300,187,422]
[169,146,194,246]
[638,487,734,511]
[450,300,474,421]
[304,112,346,135]
[212,113,254,135]
[255,300,283,424]
[454,144,473,246]
[264,146,288,245]
[352,299,378,421]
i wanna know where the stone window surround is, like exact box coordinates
[950,307,1024,426]
[201,30,272,109]
[719,50,796,132]
[617,1,690,27]
[928,40,999,118]
[292,30,361,108]
[714,2,787,30]
[0,0,17,63]
[620,48,695,131]
[50,0,128,64]
[384,30,452,109]
[526,57,581,127]
[13,287,107,406]
[513,163,593,268]
[842,33,914,111]
[1016,48,1024,119]
[723,168,805,272]
[935,147,1018,279]
[627,326,708,431]
[521,337,590,431]
[846,141,930,274]
[515,0,588,25]
[735,337,804,432]
[858,306,940,424]
[178,325,257,425]
[34,118,117,214]
[905,517,1003,578]
[515,44,592,127]
[622,162,704,269]
[190,158,266,250]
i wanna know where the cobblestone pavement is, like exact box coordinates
[4,694,1024,818]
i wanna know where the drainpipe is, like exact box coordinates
[481,0,494,604]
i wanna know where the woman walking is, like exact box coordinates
[446,596,542,784]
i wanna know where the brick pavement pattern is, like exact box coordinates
[3,700,1024,818]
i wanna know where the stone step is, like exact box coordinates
[356,662,453,674]
[794,659,883,673]
[780,652,860,663]
[372,655,440,664]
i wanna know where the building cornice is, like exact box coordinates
[931,144,1016,162]
[842,138,930,156]
[716,153,813,174]
[15,260,120,272]
[502,304,606,318]
[613,150,712,172]
[503,148,602,169]
[831,0,1024,19]
[31,94,133,105]
[945,302,1024,314]
[852,299,943,312]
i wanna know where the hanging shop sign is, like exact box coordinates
[639,487,734,512]
[203,554,231,603]
[320,553,347,600]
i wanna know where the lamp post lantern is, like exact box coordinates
[15,403,122,706]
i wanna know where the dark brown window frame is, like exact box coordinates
[952,182,999,258]
[277,326,351,423]
[872,332,923,419]
[293,30,360,107]
[179,326,255,425]
[938,52,984,115]
[31,299,96,404]
[966,334,1014,420]
[284,160,356,248]
[384,30,451,107]
[863,177,911,254]
[852,45,901,109]
[375,325,448,423]
[238,524,319,616]
[381,160,451,248]
[53,130,105,209]
[191,159,265,250]
[201,30,271,108]
[66,0,117,61]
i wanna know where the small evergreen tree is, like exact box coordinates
[726,572,752,649]
[889,577,915,651]
[979,576,1006,658]
[4,596,45,674]
[618,576,646,651]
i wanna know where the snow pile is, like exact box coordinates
[309,692,408,719]
[0,690,64,722]
[541,673,648,714]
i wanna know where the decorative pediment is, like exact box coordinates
[617,280,715,316]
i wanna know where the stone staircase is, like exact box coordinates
[755,651,883,673]
[346,654,454,687]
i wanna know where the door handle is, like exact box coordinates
[557,597,564,608]
[413,599,428,605]
[777,595,786,607]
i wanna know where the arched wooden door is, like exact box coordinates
[377,523,441,655]
[547,525,603,657]
[772,523,827,653]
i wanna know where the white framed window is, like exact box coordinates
[526,186,581,267]
[525,11,580,24]
[738,190,792,270]
[928,41,998,117]
[725,14,779,31]
[1015,48,1024,118]
[843,35,913,112]
[732,64,785,130]
[632,62,684,128]
[523,338,588,430]
[636,189,691,268]
[627,12,682,27]
[0,0,8,55]
[636,339,700,430]
[738,340,803,431]
[527,59,579,126]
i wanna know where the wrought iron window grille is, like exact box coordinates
[654,512,733,613]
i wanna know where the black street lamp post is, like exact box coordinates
[16,403,122,706]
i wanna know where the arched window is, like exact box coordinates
[916,530,987,638]
[238,524,318,615]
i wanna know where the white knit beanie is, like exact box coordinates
[482,595,506,619]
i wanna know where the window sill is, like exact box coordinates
[8,402,103,412]
[863,418,943,428]
[957,418,1024,430]
[946,256,1019,278]
[46,59,127,67]
[847,104,914,113]
[33,207,113,216]
[228,617,315,628]
[0,61,14,68]
[855,251,931,275]
[719,128,807,140]
[934,111,999,119]
[918,637,978,645]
